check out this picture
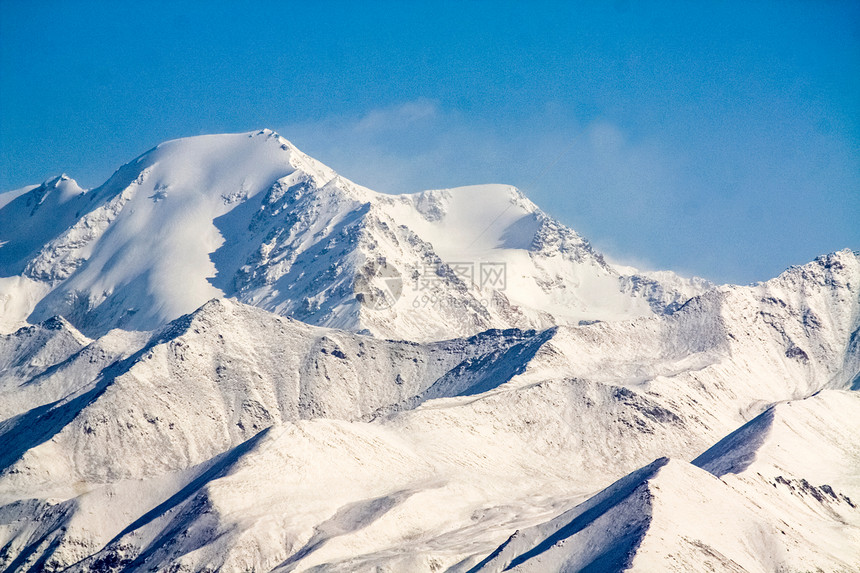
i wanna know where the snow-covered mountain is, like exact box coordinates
[0,130,707,341]
[476,390,860,573]
[0,130,857,572]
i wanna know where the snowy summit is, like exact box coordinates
[0,130,858,572]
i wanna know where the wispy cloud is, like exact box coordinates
[280,100,681,273]
[282,100,859,283]
[281,100,522,194]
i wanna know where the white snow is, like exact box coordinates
[0,184,38,210]
[1,130,709,341]
[0,130,857,572]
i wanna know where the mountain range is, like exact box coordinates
[0,130,857,572]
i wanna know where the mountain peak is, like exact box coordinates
[3,130,710,339]
[1,126,859,573]
[39,173,84,199]
[44,173,70,186]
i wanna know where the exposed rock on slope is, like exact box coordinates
[0,130,857,572]
[474,390,860,573]
[0,251,855,571]
[0,130,709,341]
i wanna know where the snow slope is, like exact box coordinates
[0,129,858,572]
[0,250,856,571]
[474,391,860,573]
[0,317,147,421]
[0,130,709,341]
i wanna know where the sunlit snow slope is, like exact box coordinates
[0,129,858,572]
[0,130,708,341]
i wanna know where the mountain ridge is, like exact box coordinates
[1,129,710,341]
[0,130,857,572]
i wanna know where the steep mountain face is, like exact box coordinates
[0,253,856,572]
[0,299,550,493]
[0,317,145,421]
[0,130,707,341]
[0,130,857,572]
[476,390,860,573]
[518,250,860,429]
[0,175,87,279]
[0,316,90,392]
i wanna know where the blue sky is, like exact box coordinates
[1,0,857,284]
